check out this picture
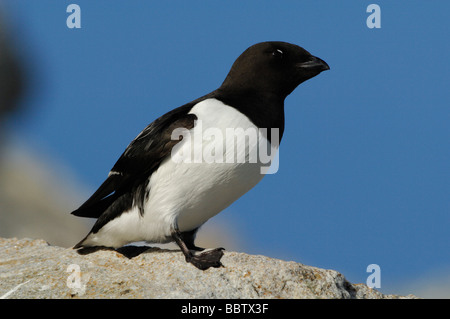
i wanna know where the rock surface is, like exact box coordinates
[0,237,416,299]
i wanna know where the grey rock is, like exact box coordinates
[0,237,417,299]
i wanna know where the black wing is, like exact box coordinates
[71,104,197,218]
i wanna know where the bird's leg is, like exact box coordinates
[180,227,205,251]
[171,226,224,270]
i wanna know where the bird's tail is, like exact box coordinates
[71,174,122,218]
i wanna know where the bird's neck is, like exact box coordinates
[214,88,285,143]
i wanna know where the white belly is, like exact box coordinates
[84,98,278,247]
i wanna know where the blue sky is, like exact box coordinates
[2,1,449,296]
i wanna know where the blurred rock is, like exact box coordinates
[0,237,417,299]
[0,139,91,247]
[0,11,24,122]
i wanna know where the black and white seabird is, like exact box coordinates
[71,41,329,270]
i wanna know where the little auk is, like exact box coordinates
[71,41,329,270]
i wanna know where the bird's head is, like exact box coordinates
[220,41,329,99]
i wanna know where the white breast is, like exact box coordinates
[144,98,278,233]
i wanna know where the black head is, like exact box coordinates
[220,41,329,99]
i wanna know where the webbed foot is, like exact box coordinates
[187,248,225,270]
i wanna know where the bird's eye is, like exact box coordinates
[272,49,283,59]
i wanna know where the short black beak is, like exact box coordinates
[298,56,330,72]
